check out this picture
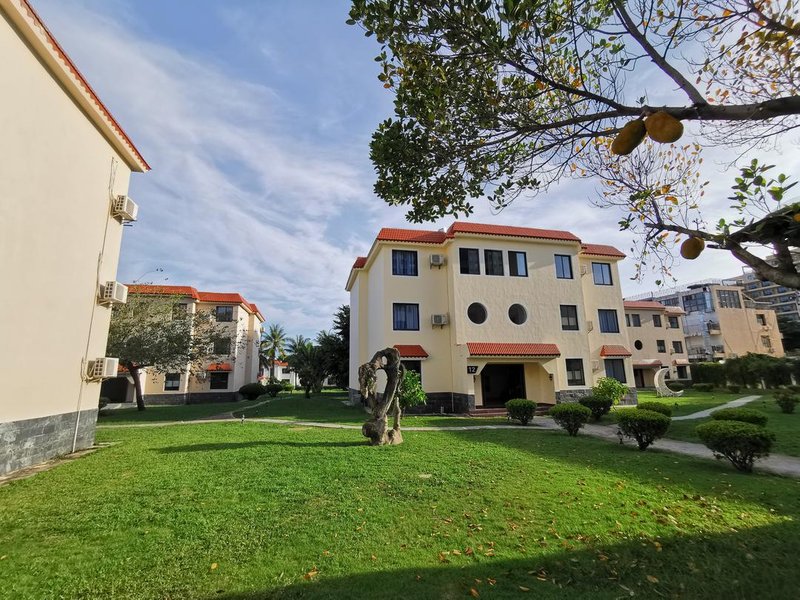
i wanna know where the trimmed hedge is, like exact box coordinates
[696,420,775,472]
[775,390,799,414]
[578,395,613,421]
[693,383,714,392]
[239,383,266,400]
[636,401,673,417]
[616,409,671,451]
[549,403,591,436]
[666,382,684,392]
[711,407,768,426]
[264,383,283,398]
[506,399,537,425]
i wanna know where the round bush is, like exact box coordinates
[696,420,775,472]
[592,377,628,405]
[616,409,671,451]
[711,407,768,427]
[264,383,283,398]
[239,383,267,400]
[727,384,741,393]
[636,401,673,417]
[505,399,537,425]
[666,381,684,392]
[549,403,591,436]
[775,391,799,414]
[578,395,613,421]
[693,383,714,392]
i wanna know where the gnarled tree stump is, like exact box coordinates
[358,347,406,445]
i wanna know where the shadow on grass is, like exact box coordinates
[157,440,365,453]
[208,519,800,599]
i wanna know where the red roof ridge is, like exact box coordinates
[127,284,263,318]
[447,222,580,243]
[580,243,626,258]
[393,344,429,358]
[466,342,561,357]
[353,256,367,269]
[600,345,632,357]
[623,300,667,311]
[376,228,448,244]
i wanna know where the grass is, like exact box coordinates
[97,400,257,423]
[635,389,746,417]
[3,423,800,599]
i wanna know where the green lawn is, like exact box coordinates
[98,400,258,423]
[635,389,748,417]
[2,422,800,598]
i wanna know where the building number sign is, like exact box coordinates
[467,366,478,374]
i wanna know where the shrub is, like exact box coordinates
[578,395,613,421]
[789,384,800,393]
[592,377,628,405]
[264,383,283,398]
[398,370,427,410]
[690,362,727,387]
[727,385,741,393]
[239,383,266,400]
[711,407,768,426]
[549,403,591,436]
[281,381,295,392]
[666,381,684,392]
[636,401,673,417]
[696,420,775,472]
[505,399,537,425]
[693,383,714,392]
[616,410,671,451]
[775,390,800,414]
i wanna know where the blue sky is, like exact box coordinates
[34,0,800,338]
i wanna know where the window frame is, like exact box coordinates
[591,262,613,285]
[215,305,233,322]
[508,303,527,325]
[164,372,181,391]
[392,303,420,331]
[401,360,422,383]
[604,359,627,383]
[565,358,585,386]
[597,309,620,333]
[630,314,641,327]
[459,248,480,275]
[668,316,680,329]
[554,254,574,279]
[672,341,684,354]
[467,302,488,325]
[484,249,504,276]
[391,249,419,276]
[756,313,767,326]
[508,251,528,277]
[652,314,662,328]
[209,372,229,390]
[656,339,666,353]
[560,305,579,331]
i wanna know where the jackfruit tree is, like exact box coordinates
[349,0,800,287]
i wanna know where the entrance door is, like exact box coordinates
[634,369,645,388]
[481,364,526,407]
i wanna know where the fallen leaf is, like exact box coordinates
[304,567,319,580]
[371,554,377,561]
[647,575,659,583]
[452,549,462,556]
[487,578,496,586]
[519,586,530,592]
[465,547,474,556]
[470,588,480,598]
[210,563,218,571]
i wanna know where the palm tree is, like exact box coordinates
[287,339,326,398]
[260,324,287,382]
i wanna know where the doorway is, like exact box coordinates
[481,364,526,407]
[634,369,645,388]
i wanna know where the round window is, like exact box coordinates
[508,304,527,325]
[634,340,643,350]
[467,302,487,324]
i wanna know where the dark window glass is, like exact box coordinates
[484,250,504,276]
[657,339,666,353]
[566,359,585,386]
[625,314,631,327]
[683,292,708,313]
[560,305,579,331]
[756,314,767,326]
[215,306,233,322]
[164,373,181,391]
[508,251,528,277]
[604,359,627,383]
[467,303,487,324]
[661,297,679,306]
[592,262,613,285]
[392,250,418,276]
[716,290,742,308]
[634,340,643,350]
[677,366,688,379]
[652,314,662,327]
[508,304,527,325]
[459,248,480,274]
[598,309,620,333]
[668,316,680,329]
[672,341,684,353]
[555,254,573,279]
[213,338,231,355]
[393,303,420,330]
[209,372,229,390]
[402,360,422,383]
[630,314,641,327]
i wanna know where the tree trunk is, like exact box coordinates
[359,347,404,446]
[128,364,146,411]
[269,360,275,382]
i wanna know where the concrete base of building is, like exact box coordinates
[347,389,475,414]
[142,392,240,406]
[0,408,98,476]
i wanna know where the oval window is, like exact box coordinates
[467,302,487,324]
[508,304,527,325]
[634,340,643,350]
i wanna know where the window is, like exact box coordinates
[560,305,579,331]
[656,339,666,353]
[763,288,774,296]
[393,303,420,330]
[402,360,422,383]
[756,313,767,326]
[484,250,504,276]
[604,359,627,383]
[660,297,679,306]
[677,365,688,379]
[625,314,630,327]
[164,373,181,391]
[459,248,480,274]
[213,338,231,355]
[634,340,643,350]
[598,309,620,333]
[508,304,527,325]
[668,316,680,329]
[762,336,772,350]
[508,251,527,277]
[215,306,233,322]
[392,250,418,276]
[672,341,684,354]
[652,314,662,328]
[630,314,641,327]
[592,262,613,285]
[716,290,742,309]
[209,372,229,390]
[467,302,487,324]
[554,254,573,279]
[682,292,708,313]
[566,359,585,386]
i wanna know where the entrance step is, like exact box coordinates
[468,405,554,417]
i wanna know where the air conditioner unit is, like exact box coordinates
[591,360,600,372]
[586,320,594,332]
[431,313,449,326]
[430,254,446,267]
[580,265,589,276]
[111,195,138,221]
[89,357,119,379]
[98,281,128,305]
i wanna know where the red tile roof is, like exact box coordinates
[623,301,667,311]
[376,228,448,244]
[467,342,560,357]
[206,362,232,372]
[197,291,247,304]
[665,306,686,315]
[127,285,263,320]
[448,222,580,242]
[581,243,626,258]
[600,345,632,357]
[393,344,429,358]
[353,256,367,269]
[274,360,289,367]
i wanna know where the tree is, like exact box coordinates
[106,294,232,411]
[260,323,287,381]
[358,347,406,445]
[316,305,350,389]
[777,315,800,352]
[349,0,800,286]
[286,339,327,398]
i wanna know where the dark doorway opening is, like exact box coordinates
[634,369,645,388]
[481,364,526,407]
[100,377,130,403]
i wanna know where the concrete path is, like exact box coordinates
[672,395,762,420]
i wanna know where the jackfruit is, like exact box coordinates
[645,111,684,143]
[680,237,705,260]
[610,120,646,155]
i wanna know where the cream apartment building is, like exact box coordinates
[0,1,149,475]
[346,223,637,413]
[103,286,265,404]
[623,301,690,388]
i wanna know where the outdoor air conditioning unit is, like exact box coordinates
[430,254,446,267]
[586,320,594,332]
[89,357,119,379]
[111,195,139,221]
[98,281,128,305]
[431,313,449,326]
[591,360,600,372]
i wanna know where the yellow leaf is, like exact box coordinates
[647,574,659,583]
[470,588,480,598]
[304,567,319,580]
[371,554,377,561]
[487,578,496,585]
[665,195,679,204]
[210,563,218,571]
[519,586,530,592]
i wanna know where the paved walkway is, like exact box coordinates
[672,395,761,420]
